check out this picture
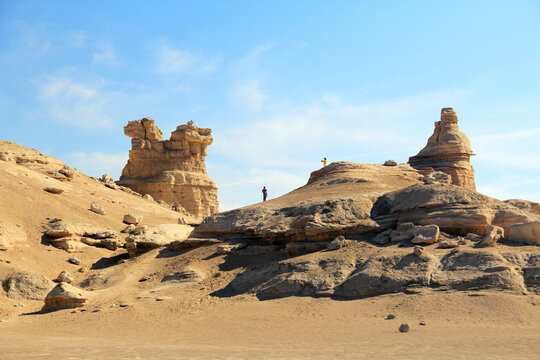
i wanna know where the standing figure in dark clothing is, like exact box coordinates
[262,186,268,202]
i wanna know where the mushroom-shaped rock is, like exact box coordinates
[41,283,88,312]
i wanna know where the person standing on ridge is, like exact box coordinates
[321,157,327,167]
[262,186,268,202]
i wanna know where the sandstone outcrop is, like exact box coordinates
[41,283,88,312]
[409,108,476,191]
[508,221,540,246]
[44,221,121,251]
[0,224,27,250]
[215,247,539,299]
[117,118,219,220]
[125,224,194,257]
[1,270,54,300]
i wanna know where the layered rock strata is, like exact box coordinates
[117,118,219,219]
[409,108,476,191]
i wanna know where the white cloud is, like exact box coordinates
[230,80,267,112]
[65,152,128,179]
[155,44,218,75]
[36,76,120,129]
[93,43,115,64]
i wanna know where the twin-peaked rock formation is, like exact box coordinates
[117,118,218,219]
[409,108,476,191]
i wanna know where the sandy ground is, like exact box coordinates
[2,291,539,359]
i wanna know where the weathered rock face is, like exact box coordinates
[41,283,88,312]
[117,118,218,219]
[409,108,476,191]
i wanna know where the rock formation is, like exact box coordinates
[409,108,476,191]
[117,118,218,219]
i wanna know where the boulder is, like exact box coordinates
[411,225,440,244]
[58,165,75,179]
[90,202,105,215]
[508,221,540,246]
[117,119,219,219]
[41,283,88,312]
[143,194,154,201]
[478,225,504,247]
[384,160,398,166]
[125,224,194,257]
[439,240,458,248]
[409,108,476,190]
[327,235,349,250]
[372,229,392,245]
[123,214,142,225]
[56,271,73,283]
[413,245,424,256]
[44,187,64,194]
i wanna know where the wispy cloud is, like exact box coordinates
[230,80,267,112]
[36,76,118,129]
[155,44,218,75]
[93,43,115,64]
[65,151,128,179]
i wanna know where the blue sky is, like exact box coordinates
[1,1,539,210]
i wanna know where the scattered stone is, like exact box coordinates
[399,323,410,333]
[478,225,504,247]
[44,187,64,194]
[386,314,396,320]
[101,174,117,189]
[156,296,172,301]
[419,321,426,326]
[58,165,75,179]
[123,214,142,225]
[14,303,24,307]
[411,224,440,244]
[92,309,100,313]
[327,235,348,250]
[143,194,154,201]
[372,229,392,245]
[384,160,398,166]
[119,303,130,308]
[41,283,88,312]
[438,240,458,249]
[121,224,136,234]
[413,245,424,257]
[132,225,148,235]
[90,202,105,215]
[68,256,81,265]
[78,267,86,273]
[56,271,73,283]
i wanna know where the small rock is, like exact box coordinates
[56,271,73,283]
[178,217,187,225]
[132,225,148,235]
[59,165,75,179]
[92,309,100,313]
[14,303,24,307]
[413,245,424,257]
[372,229,392,245]
[399,323,409,333]
[78,267,86,273]
[143,194,154,201]
[384,160,398,166]
[457,238,467,245]
[68,256,81,265]
[44,187,64,194]
[438,240,458,249]
[123,214,142,225]
[327,235,348,251]
[90,202,105,215]
[119,303,130,308]
[419,321,426,326]
[386,314,396,320]
[156,296,172,301]
[121,224,136,234]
